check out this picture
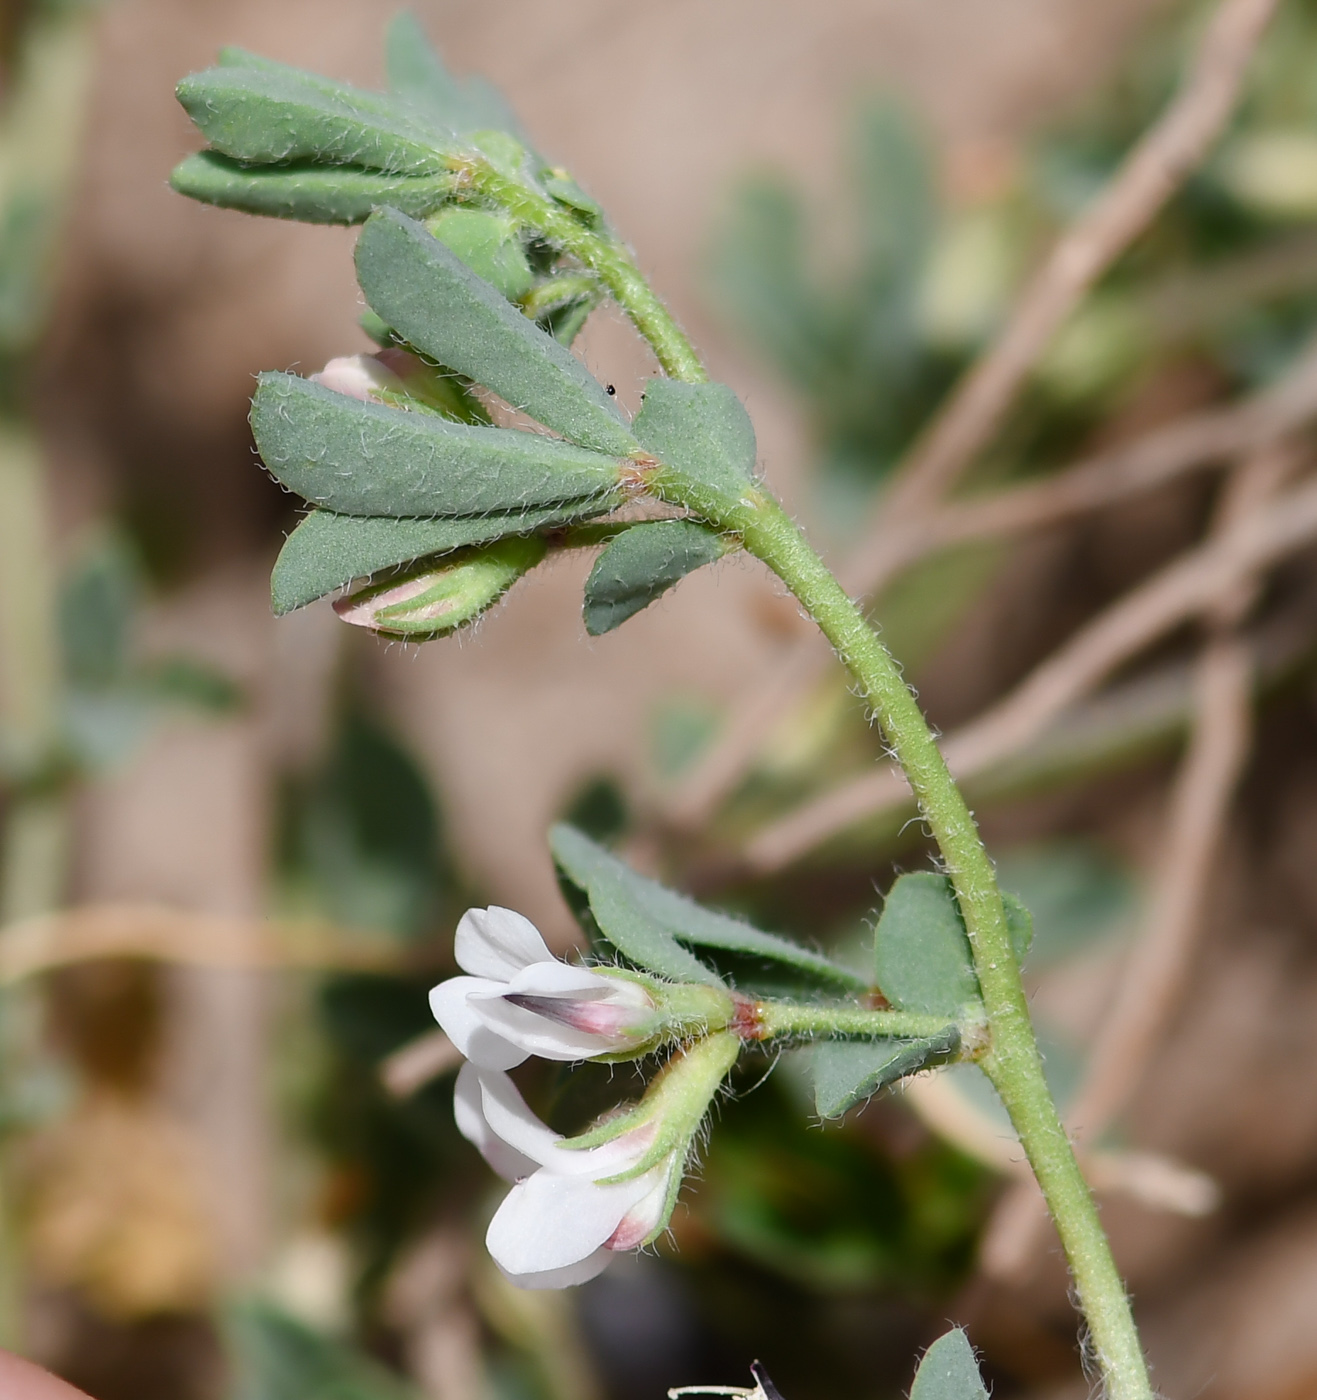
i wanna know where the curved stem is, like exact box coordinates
[474,157,1150,1397]
[666,479,1151,1400]
[460,156,708,383]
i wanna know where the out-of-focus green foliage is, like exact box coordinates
[280,712,449,941]
[692,1074,987,1293]
[708,104,961,512]
[227,1298,422,1400]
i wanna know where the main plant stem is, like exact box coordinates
[484,151,1150,1397]
[737,493,1150,1400]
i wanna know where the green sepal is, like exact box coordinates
[568,1032,741,1189]
[384,12,520,137]
[633,379,757,499]
[354,208,638,456]
[335,535,545,640]
[551,825,867,993]
[428,208,533,300]
[175,63,454,175]
[806,1030,961,1119]
[873,872,1032,1018]
[271,505,608,615]
[583,519,728,635]
[250,372,627,518]
[169,151,456,225]
[909,1329,989,1400]
[541,171,605,228]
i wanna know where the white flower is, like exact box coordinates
[310,352,406,401]
[429,907,658,1070]
[455,1062,676,1289]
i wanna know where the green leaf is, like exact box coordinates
[550,825,866,992]
[271,505,602,615]
[873,873,975,1017]
[853,100,935,293]
[428,208,533,300]
[175,64,453,175]
[583,519,727,635]
[632,379,757,495]
[59,534,141,689]
[708,176,829,389]
[385,13,519,137]
[250,373,626,518]
[909,1328,989,1400]
[354,209,638,456]
[226,1297,421,1400]
[138,657,242,714]
[996,844,1134,968]
[169,151,455,225]
[873,873,1032,1017]
[807,1031,960,1118]
[542,172,605,228]
[289,713,444,942]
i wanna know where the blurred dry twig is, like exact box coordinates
[745,470,1317,872]
[664,0,1280,832]
[979,443,1297,1278]
[380,1029,463,1098]
[0,903,403,981]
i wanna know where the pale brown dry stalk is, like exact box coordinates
[744,470,1317,873]
[846,0,1280,566]
[903,347,1317,561]
[380,1029,463,1098]
[979,444,1297,1279]
[664,342,1317,831]
[662,0,1278,832]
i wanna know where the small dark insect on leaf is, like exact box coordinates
[606,384,617,395]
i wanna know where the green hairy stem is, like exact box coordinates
[460,155,708,384]
[601,309,1150,1395]
[755,1002,957,1041]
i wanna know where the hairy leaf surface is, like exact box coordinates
[909,1328,989,1400]
[551,825,866,992]
[384,13,520,137]
[176,64,453,174]
[873,872,1031,1017]
[583,519,727,634]
[169,152,456,225]
[807,1031,960,1118]
[633,379,757,496]
[355,209,637,456]
[271,505,603,614]
[251,373,625,518]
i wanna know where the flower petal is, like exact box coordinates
[502,962,621,999]
[453,1063,539,1181]
[494,1247,615,1290]
[455,906,554,981]
[467,996,623,1063]
[429,977,527,1070]
[606,1169,672,1251]
[485,1167,662,1277]
[465,962,654,1061]
[473,1069,569,1168]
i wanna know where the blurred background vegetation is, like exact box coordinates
[5,1,1317,1398]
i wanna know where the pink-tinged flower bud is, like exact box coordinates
[333,537,546,641]
[310,353,406,402]
[500,991,654,1039]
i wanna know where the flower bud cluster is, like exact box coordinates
[429,905,739,1287]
